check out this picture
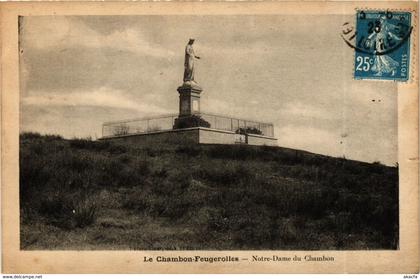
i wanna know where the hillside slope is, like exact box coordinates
[20,133,398,250]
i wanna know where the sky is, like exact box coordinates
[19,15,398,165]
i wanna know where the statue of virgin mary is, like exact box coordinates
[183,38,201,83]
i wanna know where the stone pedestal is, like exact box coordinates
[173,82,204,129]
[177,81,203,117]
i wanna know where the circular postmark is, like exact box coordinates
[341,10,412,56]
[342,10,413,81]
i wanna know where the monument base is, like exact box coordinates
[177,82,203,117]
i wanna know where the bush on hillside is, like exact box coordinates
[173,115,211,129]
[38,190,97,229]
[236,127,262,135]
[70,138,110,151]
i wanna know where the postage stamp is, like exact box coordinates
[342,10,412,81]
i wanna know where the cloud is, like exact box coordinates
[21,17,174,58]
[22,87,168,115]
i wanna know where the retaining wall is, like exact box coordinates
[100,127,277,147]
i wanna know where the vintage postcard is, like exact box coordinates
[1,1,418,274]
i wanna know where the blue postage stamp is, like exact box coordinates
[342,10,412,81]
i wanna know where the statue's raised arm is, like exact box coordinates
[183,38,200,83]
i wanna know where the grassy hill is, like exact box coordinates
[20,132,398,250]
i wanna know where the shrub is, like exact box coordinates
[122,188,151,211]
[197,163,255,186]
[38,191,97,229]
[38,193,71,220]
[207,212,230,232]
[73,198,97,228]
[70,138,110,151]
[44,134,64,140]
[142,145,169,157]
[231,204,273,248]
[206,144,258,160]
[173,115,211,129]
[97,156,151,188]
[176,145,201,156]
[19,150,49,207]
[236,127,263,135]
[123,170,193,220]
[153,168,168,178]
[107,144,128,154]
[20,132,64,142]
[206,144,304,164]
[158,195,192,218]
[20,132,42,140]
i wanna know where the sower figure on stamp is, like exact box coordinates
[183,38,201,83]
[368,15,401,76]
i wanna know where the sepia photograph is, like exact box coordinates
[1,1,418,274]
[19,14,401,251]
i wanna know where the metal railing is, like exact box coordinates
[102,112,274,138]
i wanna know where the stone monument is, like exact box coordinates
[174,39,205,128]
[101,38,277,147]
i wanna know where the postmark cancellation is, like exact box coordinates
[342,10,413,81]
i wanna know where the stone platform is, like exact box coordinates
[100,127,277,147]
